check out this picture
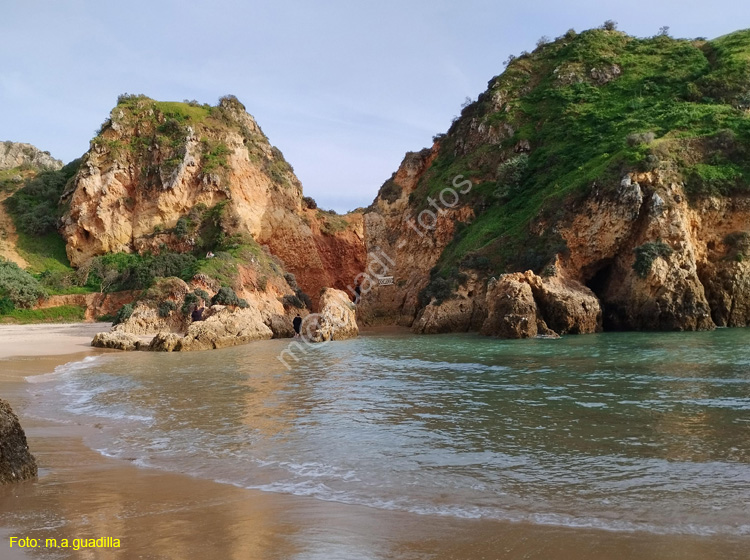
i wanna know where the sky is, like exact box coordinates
[1,0,745,212]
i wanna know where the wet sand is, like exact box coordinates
[0,325,747,559]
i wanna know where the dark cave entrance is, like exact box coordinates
[585,261,613,299]
[584,260,621,331]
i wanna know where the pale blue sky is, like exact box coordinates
[0,0,744,211]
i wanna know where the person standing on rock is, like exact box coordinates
[191,306,205,322]
[293,314,302,338]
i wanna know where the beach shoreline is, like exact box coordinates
[0,324,747,559]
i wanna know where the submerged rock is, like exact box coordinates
[0,399,37,484]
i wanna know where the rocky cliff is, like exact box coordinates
[0,398,37,484]
[0,141,62,172]
[60,95,365,311]
[362,27,750,336]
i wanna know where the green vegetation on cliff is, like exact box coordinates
[93,94,297,190]
[5,159,81,236]
[411,27,750,278]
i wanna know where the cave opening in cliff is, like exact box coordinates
[585,261,613,299]
[585,260,621,331]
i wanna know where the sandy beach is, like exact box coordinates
[0,324,746,560]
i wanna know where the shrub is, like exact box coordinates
[88,251,198,292]
[378,177,402,204]
[626,132,656,147]
[284,272,298,289]
[302,196,317,210]
[0,296,15,314]
[194,288,210,302]
[174,217,190,239]
[724,231,750,258]
[418,277,454,307]
[202,142,231,174]
[295,289,312,309]
[0,259,47,308]
[211,286,248,307]
[633,241,673,278]
[460,253,491,270]
[5,159,82,235]
[181,289,210,314]
[282,294,305,308]
[158,300,177,318]
[601,20,618,31]
[181,292,200,314]
[494,154,529,198]
[117,93,148,105]
[112,303,134,325]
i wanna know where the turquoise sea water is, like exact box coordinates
[27,330,750,536]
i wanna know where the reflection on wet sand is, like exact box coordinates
[1,420,746,560]
[2,331,750,560]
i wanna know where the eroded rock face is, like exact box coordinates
[412,273,487,334]
[0,399,37,485]
[60,98,366,311]
[150,305,273,352]
[700,260,750,327]
[359,147,473,327]
[306,288,358,342]
[481,274,548,339]
[564,174,715,332]
[0,141,62,171]
[526,273,601,335]
[92,330,144,351]
[366,160,750,336]
[479,271,598,339]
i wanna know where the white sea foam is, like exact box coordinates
[24,331,750,539]
[25,354,104,384]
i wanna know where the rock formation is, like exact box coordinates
[91,275,288,351]
[0,398,37,484]
[59,95,365,310]
[306,288,359,342]
[149,305,273,352]
[92,330,145,351]
[362,28,750,337]
[479,270,600,338]
[0,141,62,171]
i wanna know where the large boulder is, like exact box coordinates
[150,304,273,352]
[264,313,296,338]
[526,273,601,335]
[481,273,549,338]
[306,288,358,342]
[0,399,37,484]
[480,271,599,338]
[91,330,144,351]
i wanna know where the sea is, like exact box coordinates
[25,329,750,537]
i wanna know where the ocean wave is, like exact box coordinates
[25,354,105,384]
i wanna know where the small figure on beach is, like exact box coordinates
[292,314,302,338]
[191,306,205,322]
[354,280,361,304]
